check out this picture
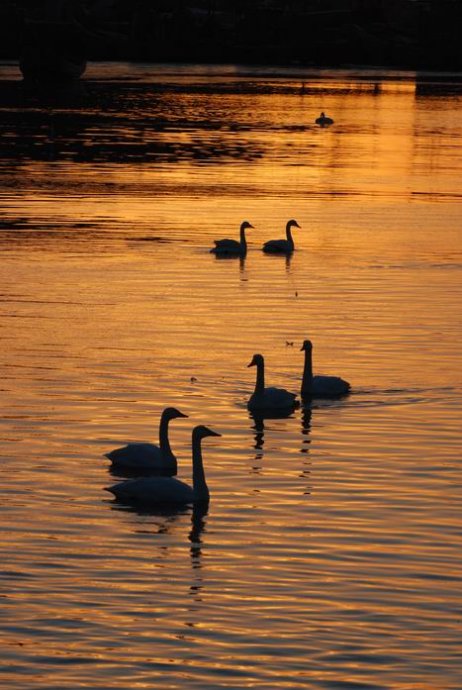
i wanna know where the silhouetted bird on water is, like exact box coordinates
[315,112,334,126]
[262,219,301,254]
[247,353,298,412]
[104,407,188,474]
[300,340,350,400]
[210,221,254,256]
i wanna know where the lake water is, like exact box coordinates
[0,62,461,690]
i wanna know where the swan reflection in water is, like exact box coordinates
[249,414,265,472]
[251,415,265,452]
[213,251,248,281]
[108,499,209,577]
[189,502,208,569]
[300,407,313,494]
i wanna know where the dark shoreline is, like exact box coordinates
[1,2,462,73]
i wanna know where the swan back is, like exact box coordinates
[248,386,298,411]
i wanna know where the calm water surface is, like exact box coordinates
[0,62,461,690]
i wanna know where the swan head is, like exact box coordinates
[287,219,301,229]
[240,221,254,231]
[193,425,221,440]
[301,339,313,351]
[164,407,188,420]
[248,353,264,368]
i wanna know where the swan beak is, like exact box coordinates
[247,360,255,368]
[178,412,188,418]
[209,430,221,438]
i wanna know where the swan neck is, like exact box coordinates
[301,347,313,395]
[239,225,247,249]
[254,359,265,394]
[159,413,174,460]
[192,434,209,500]
[286,223,294,250]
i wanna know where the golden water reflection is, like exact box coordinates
[0,65,461,690]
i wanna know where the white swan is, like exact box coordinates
[104,407,188,473]
[247,353,298,411]
[210,221,254,255]
[262,219,300,254]
[315,112,334,126]
[105,425,220,504]
[301,339,350,399]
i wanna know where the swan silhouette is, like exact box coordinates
[210,221,254,256]
[104,407,188,474]
[105,425,220,505]
[301,340,350,399]
[262,219,300,254]
[315,112,334,126]
[247,353,298,411]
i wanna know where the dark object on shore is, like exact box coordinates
[20,19,86,85]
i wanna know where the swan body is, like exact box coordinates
[211,221,254,255]
[247,353,298,411]
[104,407,188,473]
[105,425,220,505]
[316,112,334,126]
[262,219,300,254]
[301,340,350,399]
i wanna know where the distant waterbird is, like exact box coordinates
[247,353,298,412]
[210,221,254,256]
[315,112,334,126]
[262,219,301,254]
[104,407,188,474]
[105,425,220,505]
[301,340,350,399]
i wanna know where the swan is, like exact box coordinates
[262,219,300,254]
[247,353,298,411]
[210,221,254,255]
[105,425,220,505]
[315,112,334,126]
[301,339,350,399]
[104,407,188,473]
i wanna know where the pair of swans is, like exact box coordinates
[247,340,350,412]
[106,421,220,506]
[211,220,301,256]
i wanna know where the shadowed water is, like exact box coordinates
[0,63,461,690]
